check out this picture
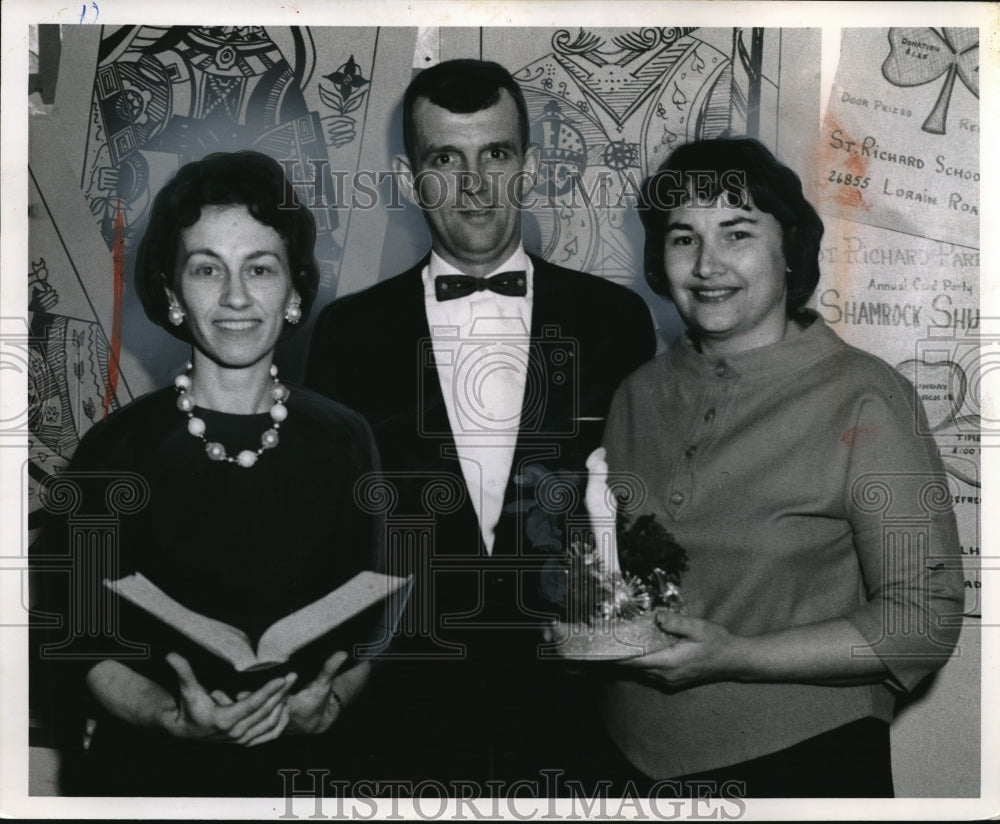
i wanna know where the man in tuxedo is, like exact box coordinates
[305,59,655,789]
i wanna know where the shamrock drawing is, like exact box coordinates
[881,28,978,135]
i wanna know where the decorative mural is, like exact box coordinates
[513,27,778,281]
[79,26,347,276]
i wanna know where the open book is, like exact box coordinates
[105,571,413,672]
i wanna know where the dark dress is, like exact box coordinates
[39,385,383,797]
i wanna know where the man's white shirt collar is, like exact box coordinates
[420,247,534,555]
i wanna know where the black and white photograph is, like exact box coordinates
[1,0,995,818]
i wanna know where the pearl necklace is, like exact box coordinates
[174,362,289,468]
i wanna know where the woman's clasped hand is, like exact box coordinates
[155,650,370,743]
[162,653,297,745]
[617,611,742,690]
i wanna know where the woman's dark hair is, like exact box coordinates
[135,150,320,343]
[638,137,824,316]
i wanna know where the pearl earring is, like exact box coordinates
[285,299,302,325]
[168,303,185,326]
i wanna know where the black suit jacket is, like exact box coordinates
[306,254,655,659]
[306,254,654,783]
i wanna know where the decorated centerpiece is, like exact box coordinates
[550,509,689,659]
[511,450,689,660]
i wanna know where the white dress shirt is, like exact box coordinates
[422,248,534,555]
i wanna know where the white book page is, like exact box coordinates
[105,574,259,672]
[256,571,412,663]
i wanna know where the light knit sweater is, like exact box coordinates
[601,313,964,778]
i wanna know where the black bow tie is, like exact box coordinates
[434,271,527,302]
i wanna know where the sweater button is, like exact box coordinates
[685,445,697,459]
[669,491,684,505]
[704,408,716,423]
[714,364,727,377]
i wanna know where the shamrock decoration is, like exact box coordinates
[881,28,978,135]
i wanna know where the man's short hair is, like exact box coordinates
[402,59,530,165]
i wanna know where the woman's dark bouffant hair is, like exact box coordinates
[638,137,824,316]
[135,150,320,343]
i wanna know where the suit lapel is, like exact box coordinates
[401,263,490,557]
[414,256,578,558]
[387,261,454,449]
[411,282,452,450]
[492,258,575,556]
[521,256,578,448]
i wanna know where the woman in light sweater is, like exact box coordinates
[591,137,964,797]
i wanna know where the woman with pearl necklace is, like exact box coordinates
[45,151,383,797]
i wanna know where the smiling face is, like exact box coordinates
[167,204,299,370]
[395,89,541,276]
[663,195,790,356]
